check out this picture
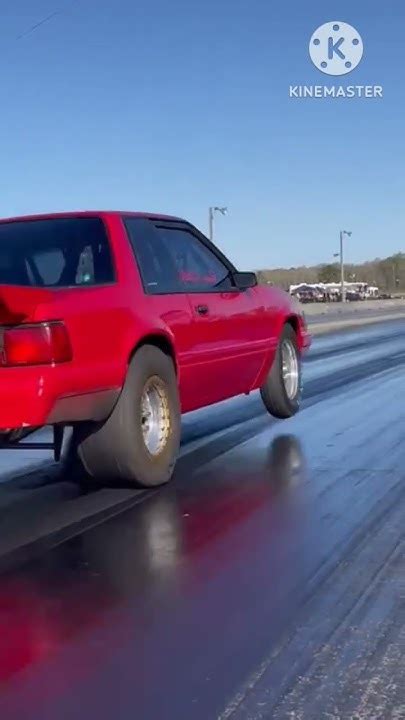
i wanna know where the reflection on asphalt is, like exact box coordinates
[0,434,307,685]
[0,320,404,720]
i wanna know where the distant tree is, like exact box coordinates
[255,252,404,293]
[317,263,340,283]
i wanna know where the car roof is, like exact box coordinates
[0,210,186,224]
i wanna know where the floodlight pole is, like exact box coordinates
[208,206,227,242]
[339,230,352,303]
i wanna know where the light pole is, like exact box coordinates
[208,206,227,242]
[334,230,352,302]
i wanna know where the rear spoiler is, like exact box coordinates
[0,286,54,324]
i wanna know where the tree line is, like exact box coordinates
[256,252,405,294]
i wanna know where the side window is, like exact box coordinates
[155,227,233,292]
[124,218,181,294]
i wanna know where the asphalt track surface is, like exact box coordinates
[0,319,404,720]
[306,302,405,325]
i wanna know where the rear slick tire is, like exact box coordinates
[72,345,181,488]
[260,324,302,419]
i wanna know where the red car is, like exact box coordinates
[0,211,310,487]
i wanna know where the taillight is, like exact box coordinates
[0,322,72,367]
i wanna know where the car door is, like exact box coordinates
[151,221,268,408]
[123,217,195,391]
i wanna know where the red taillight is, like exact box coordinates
[1,322,72,367]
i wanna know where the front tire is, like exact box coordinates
[71,345,181,488]
[260,324,302,419]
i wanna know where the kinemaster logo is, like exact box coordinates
[289,21,383,99]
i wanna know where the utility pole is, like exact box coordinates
[339,230,352,302]
[340,231,345,303]
[208,206,227,242]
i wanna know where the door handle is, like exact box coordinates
[196,304,209,316]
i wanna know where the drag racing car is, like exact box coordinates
[0,211,310,487]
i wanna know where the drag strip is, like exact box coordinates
[0,319,404,573]
[0,319,404,720]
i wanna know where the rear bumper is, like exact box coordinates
[0,369,51,429]
[0,367,119,430]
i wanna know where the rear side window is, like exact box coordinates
[0,217,115,287]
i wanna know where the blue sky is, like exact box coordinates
[0,0,404,269]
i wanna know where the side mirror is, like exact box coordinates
[232,271,258,290]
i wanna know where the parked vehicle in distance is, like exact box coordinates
[290,281,385,303]
[346,290,361,301]
[0,211,311,487]
[291,284,323,303]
